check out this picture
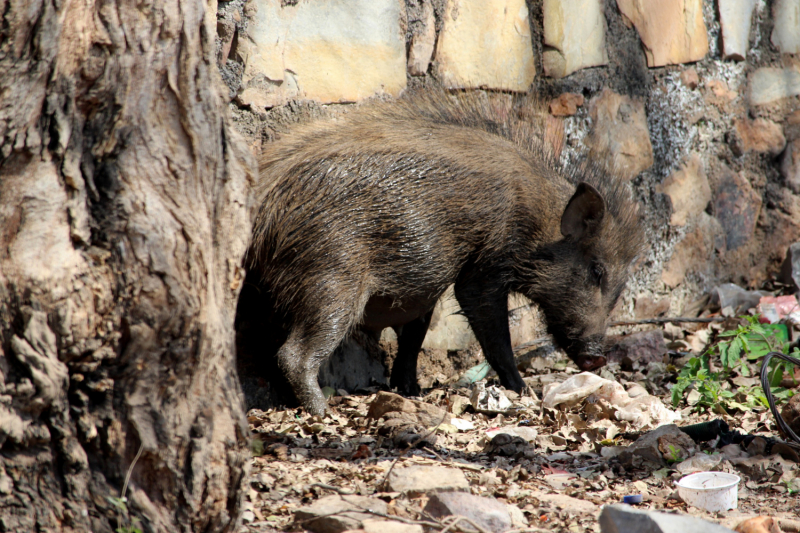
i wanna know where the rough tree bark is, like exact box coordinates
[0,0,255,531]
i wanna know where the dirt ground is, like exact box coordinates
[236,320,800,533]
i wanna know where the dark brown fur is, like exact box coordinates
[251,90,644,416]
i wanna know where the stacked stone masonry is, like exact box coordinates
[219,0,800,353]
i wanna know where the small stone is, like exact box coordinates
[241,510,256,524]
[361,519,423,533]
[585,88,653,180]
[535,492,598,515]
[424,492,512,533]
[634,295,671,319]
[781,138,800,194]
[435,0,536,91]
[385,465,469,496]
[217,19,236,66]
[656,153,712,226]
[549,93,585,117]
[718,0,757,60]
[779,242,800,290]
[600,504,736,533]
[615,0,708,67]
[239,0,406,107]
[714,169,763,250]
[732,118,786,155]
[294,495,389,533]
[367,391,449,427]
[704,79,738,108]
[771,0,800,54]
[619,424,696,466]
[407,0,435,76]
[748,67,800,106]
[604,330,667,366]
[681,68,700,89]
[542,0,608,78]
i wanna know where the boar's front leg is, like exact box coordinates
[390,310,434,396]
[454,274,525,393]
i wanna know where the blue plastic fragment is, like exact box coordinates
[623,494,643,504]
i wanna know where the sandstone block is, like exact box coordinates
[732,118,786,155]
[542,0,608,78]
[407,0,436,76]
[656,153,711,226]
[549,93,585,117]
[605,330,667,366]
[239,0,406,108]
[661,213,725,288]
[616,0,708,67]
[748,67,800,106]
[681,67,700,89]
[781,138,800,195]
[585,88,653,180]
[771,0,800,55]
[435,0,535,91]
[424,492,513,533]
[294,495,389,533]
[714,170,762,251]
[719,0,757,60]
[385,465,469,496]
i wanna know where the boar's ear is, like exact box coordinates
[561,182,605,240]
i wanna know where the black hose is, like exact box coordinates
[760,351,800,445]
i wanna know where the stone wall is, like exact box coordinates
[220,0,800,362]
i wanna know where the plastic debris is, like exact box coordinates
[470,382,513,413]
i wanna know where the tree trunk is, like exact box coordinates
[0,0,255,531]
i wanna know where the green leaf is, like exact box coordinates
[727,338,742,369]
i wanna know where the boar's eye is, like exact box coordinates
[590,262,604,286]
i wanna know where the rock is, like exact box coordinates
[367,391,449,427]
[424,492,513,533]
[661,213,725,288]
[535,492,598,515]
[542,0,607,78]
[486,426,538,442]
[585,88,653,180]
[781,138,800,195]
[718,0,757,60]
[771,0,800,54]
[604,330,667,366]
[435,0,536,91]
[705,79,738,107]
[714,169,763,250]
[732,118,786,155]
[600,504,736,533]
[779,242,800,290]
[407,0,435,76]
[634,296,671,319]
[294,495,389,533]
[681,68,700,89]
[657,153,712,226]
[385,465,469,496]
[735,517,783,533]
[422,286,476,350]
[619,424,696,465]
[549,93,585,117]
[615,0,708,67]
[361,519,423,533]
[238,0,406,108]
[748,67,800,106]
[217,19,236,66]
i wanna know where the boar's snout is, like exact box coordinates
[566,334,608,371]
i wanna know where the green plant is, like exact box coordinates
[671,316,797,412]
[665,444,685,464]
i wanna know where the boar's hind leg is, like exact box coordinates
[454,279,525,393]
[390,310,433,397]
[276,323,348,417]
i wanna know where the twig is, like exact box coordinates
[310,483,356,495]
[377,398,451,492]
[439,515,492,533]
[609,316,726,326]
[121,441,144,500]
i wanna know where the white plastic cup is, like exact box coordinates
[675,472,740,512]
